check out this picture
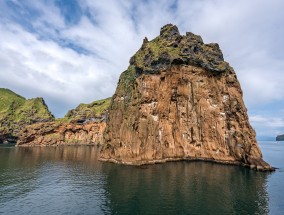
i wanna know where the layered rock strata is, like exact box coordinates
[17,121,106,146]
[100,24,274,171]
[16,98,111,146]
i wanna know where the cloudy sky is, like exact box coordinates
[0,0,283,140]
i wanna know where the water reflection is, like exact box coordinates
[0,145,271,215]
[102,161,270,215]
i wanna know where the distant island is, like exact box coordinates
[276,134,284,141]
[0,24,275,171]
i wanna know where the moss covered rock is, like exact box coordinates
[0,88,54,143]
[64,97,111,122]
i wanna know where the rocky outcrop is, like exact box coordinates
[16,98,110,146]
[100,24,274,171]
[17,121,106,146]
[64,98,111,123]
[0,88,54,143]
[276,134,284,141]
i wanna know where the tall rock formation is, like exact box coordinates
[16,98,111,146]
[100,24,274,171]
[0,88,54,143]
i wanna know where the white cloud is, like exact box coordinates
[0,0,283,139]
[0,22,117,116]
[250,115,284,137]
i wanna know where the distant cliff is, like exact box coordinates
[276,134,284,141]
[17,98,111,146]
[100,24,274,171]
[0,88,54,143]
[64,97,111,123]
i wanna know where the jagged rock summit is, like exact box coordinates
[100,24,274,171]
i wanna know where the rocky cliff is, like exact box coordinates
[16,98,111,146]
[0,88,54,143]
[64,97,111,123]
[100,24,274,171]
[16,121,106,146]
[276,134,284,141]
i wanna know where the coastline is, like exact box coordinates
[99,156,275,172]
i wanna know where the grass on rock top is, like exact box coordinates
[0,88,54,125]
[0,88,25,112]
[64,97,112,120]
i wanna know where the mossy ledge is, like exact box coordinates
[130,24,229,75]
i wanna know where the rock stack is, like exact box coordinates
[100,24,274,171]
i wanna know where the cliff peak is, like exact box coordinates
[160,24,180,39]
[130,24,228,75]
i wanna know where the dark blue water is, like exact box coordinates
[0,142,283,215]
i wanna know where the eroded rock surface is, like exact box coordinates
[100,24,274,171]
[16,98,110,146]
[17,121,106,146]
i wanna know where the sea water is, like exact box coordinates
[0,141,283,215]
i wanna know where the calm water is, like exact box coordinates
[0,142,283,215]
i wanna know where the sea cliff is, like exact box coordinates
[99,24,274,171]
[16,98,111,146]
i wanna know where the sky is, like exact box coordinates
[0,0,283,140]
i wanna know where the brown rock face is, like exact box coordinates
[100,24,274,171]
[16,98,111,146]
[16,121,106,146]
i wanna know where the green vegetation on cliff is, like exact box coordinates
[64,97,111,121]
[115,24,230,100]
[0,88,54,140]
[130,24,229,75]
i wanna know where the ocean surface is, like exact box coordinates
[0,141,283,215]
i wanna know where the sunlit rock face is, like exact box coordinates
[100,24,274,171]
[16,121,106,146]
[16,98,111,146]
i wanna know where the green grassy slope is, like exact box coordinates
[64,97,111,121]
[0,88,54,138]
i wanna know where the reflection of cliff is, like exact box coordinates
[12,146,102,165]
[102,162,269,214]
[0,146,107,214]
